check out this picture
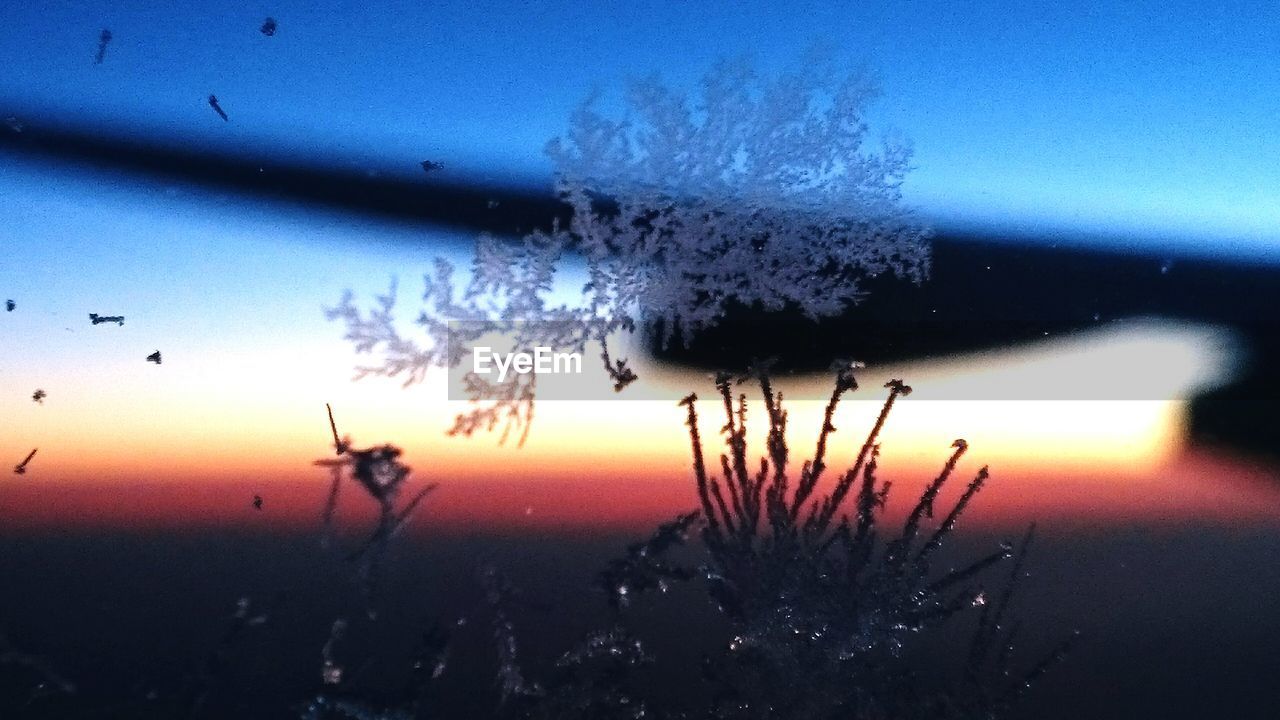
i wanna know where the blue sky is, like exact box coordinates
[1,1,1279,257]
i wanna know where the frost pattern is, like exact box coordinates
[443,371,1070,720]
[316,405,437,614]
[549,58,931,345]
[589,369,1072,719]
[329,58,931,442]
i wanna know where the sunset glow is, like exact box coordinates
[1,152,1266,536]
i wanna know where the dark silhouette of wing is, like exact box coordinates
[5,121,1278,458]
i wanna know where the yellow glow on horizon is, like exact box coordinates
[4,318,1229,488]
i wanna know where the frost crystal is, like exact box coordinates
[315,406,437,612]
[593,371,1073,718]
[548,58,931,346]
[330,58,931,441]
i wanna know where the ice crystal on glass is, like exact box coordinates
[546,57,930,346]
[592,369,1070,718]
[329,57,930,442]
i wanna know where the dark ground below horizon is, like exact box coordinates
[1,516,1278,719]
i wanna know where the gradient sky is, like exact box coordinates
[1,1,1279,257]
[2,2,1279,536]
[3,150,1273,534]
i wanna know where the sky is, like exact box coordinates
[4,151,1277,534]
[1,1,1279,257]
[2,2,1280,535]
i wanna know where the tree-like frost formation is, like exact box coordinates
[330,58,931,442]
